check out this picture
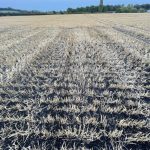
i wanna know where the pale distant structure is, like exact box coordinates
[99,0,104,12]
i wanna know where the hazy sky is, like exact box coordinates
[0,0,149,11]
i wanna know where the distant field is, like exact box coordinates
[0,10,20,13]
[0,14,150,149]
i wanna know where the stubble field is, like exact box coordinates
[0,14,150,150]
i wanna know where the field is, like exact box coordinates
[0,14,150,150]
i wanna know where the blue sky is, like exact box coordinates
[0,0,149,11]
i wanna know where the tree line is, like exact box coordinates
[0,4,150,16]
[66,4,150,14]
[0,8,51,16]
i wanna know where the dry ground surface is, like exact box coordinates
[0,13,150,150]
